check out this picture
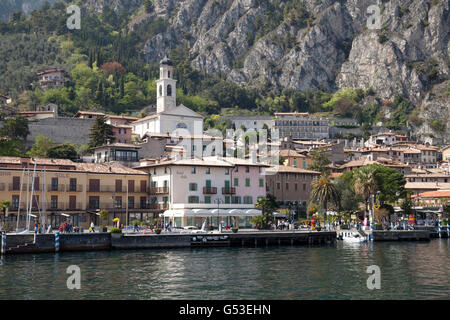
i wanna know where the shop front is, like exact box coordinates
[161,208,262,229]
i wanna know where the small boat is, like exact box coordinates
[341,232,368,242]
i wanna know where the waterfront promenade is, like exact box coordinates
[1,230,337,254]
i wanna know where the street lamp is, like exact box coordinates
[214,198,224,232]
[111,193,116,228]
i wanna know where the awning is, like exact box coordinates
[161,208,262,217]
[192,209,212,215]
[210,208,230,214]
[244,209,261,215]
[274,212,287,218]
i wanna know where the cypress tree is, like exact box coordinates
[88,116,116,151]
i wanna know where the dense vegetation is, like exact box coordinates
[0,1,417,135]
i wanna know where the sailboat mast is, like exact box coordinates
[27,161,37,231]
[26,167,30,231]
[16,167,25,232]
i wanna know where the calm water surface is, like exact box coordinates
[0,240,449,299]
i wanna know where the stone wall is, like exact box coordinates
[60,233,110,251]
[26,118,95,146]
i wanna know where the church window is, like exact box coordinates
[159,85,162,96]
[167,84,172,96]
[168,71,171,78]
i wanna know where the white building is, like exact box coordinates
[134,157,268,228]
[131,57,204,138]
[228,115,274,132]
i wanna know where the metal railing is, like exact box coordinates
[222,187,236,195]
[87,185,136,193]
[148,187,169,195]
[66,184,83,192]
[48,184,65,192]
[9,184,40,191]
[203,187,217,194]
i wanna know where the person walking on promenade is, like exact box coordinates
[34,222,38,234]
[90,221,95,233]
[134,222,140,233]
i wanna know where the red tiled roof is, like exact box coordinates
[413,190,450,198]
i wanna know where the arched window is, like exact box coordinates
[159,85,162,96]
[167,84,172,96]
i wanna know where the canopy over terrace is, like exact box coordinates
[160,208,262,228]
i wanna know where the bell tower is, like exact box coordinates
[156,56,177,113]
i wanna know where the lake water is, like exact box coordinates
[0,239,448,300]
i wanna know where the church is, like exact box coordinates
[131,57,204,138]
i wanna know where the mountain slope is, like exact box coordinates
[0,0,59,21]
[1,0,449,143]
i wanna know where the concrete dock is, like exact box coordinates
[1,230,336,255]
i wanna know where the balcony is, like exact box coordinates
[9,184,40,191]
[148,187,169,195]
[87,203,169,211]
[66,184,83,192]
[87,185,130,193]
[222,187,236,195]
[45,202,84,211]
[203,187,217,194]
[48,184,65,192]
[0,183,5,191]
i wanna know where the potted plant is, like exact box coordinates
[231,227,239,233]
[110,227,122,239]
[99,209,109,232]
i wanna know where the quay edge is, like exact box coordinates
[1,231,336,255]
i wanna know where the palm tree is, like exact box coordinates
[353,165,377,217]
[255,194,278,229]
[310,175,340,228]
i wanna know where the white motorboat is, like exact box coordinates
[341,231,368,242]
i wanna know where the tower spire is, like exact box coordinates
[156,56,177,113]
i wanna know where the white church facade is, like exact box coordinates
[132,57,204,138]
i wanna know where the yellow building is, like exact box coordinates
[0,157,154,230]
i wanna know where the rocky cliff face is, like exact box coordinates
[7,0,450,143]
[135,0,448,142]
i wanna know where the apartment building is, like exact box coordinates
[134,157,268,228]
[405,172,450,184]
[364,132,410,148]
[36,68,66,90]
[265,165,320,209]
[227,115,274,132]
[270,149,313,169]
[339,156,412,174]
[0,157,151,230]
[93,143,141,167]
[274,112,329,140]
[392,143,440,165]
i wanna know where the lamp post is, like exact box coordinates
[214,198,224,233]
[111,193,115,228]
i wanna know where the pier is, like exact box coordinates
[1,230,336,255]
